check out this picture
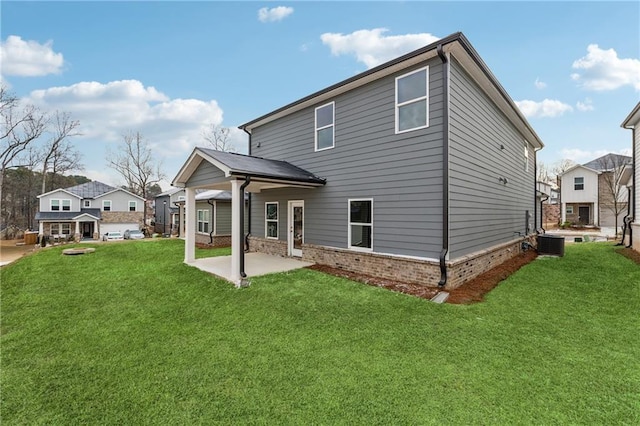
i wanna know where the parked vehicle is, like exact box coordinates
[124,229,145,240]
[102,232,124,241]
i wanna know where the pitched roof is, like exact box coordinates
[35,208,102,221]
[172,147,326,188]
[196,189,232,201]
[582,154,632,171]
[65,181,116,199]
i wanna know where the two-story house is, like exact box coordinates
[559,153,631,229]
[154,188,185,235]
[172,32,544,289]
[35,181,145,240]
[622,102,639,252]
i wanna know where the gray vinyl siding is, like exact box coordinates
[216,201,232,234]
[250,59,445,259]
[448,58,536,258]
[39,191,81,212]
[95,190,142,212]
[186,161,227,188]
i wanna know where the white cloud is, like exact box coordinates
[515,99,573,118]
[258,6,293,23]
[576,98,594,112]
[26,79,226,156]
[0,35,64,77]
[571,44,640,91]
[534,78,546,89]
[320,28,440,69]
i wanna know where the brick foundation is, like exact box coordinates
[195,233,232,248]
[248,235,535,290]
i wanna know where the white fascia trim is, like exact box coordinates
[37,188,82,199]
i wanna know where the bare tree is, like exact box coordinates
[202,124,236,152]
[597,155,631,234]
[0,85,47,209]
[537,162,551,183]
[106,131,165,232]
[40,111,82,193]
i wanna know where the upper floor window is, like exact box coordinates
[524,142,529,172]
[62,200,70,211]
[50,199,70,211]
[51,199,60,211]
[396,67,429,133]
[348,199,373,251]
[197,209,210,233]
[265,202,278,239]
[574,177,584,191]
[129,201,137,212]
[84,200,91,208]
[103,200,112,211]
[315,102,335,151]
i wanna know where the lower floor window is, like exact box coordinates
[265,202,278,239]
[349,199,372,250]
[566,206,574,215]
[197,209,210,233]
[50,223,71,235]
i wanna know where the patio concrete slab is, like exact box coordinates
[188,252,313,283]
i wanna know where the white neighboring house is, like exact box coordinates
[622,102,640,252]
[559,154,631,228]
[35,181,145,240]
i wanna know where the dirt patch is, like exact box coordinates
[617,247,640,264]
[446,250,538,304]
[0,240,37,265]
[306,249,538,304]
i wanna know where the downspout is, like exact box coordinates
[539,193,549,234]
[629,127,636,248]
[437,44,449,288]
[207,199,215,245]
[239,176,251,278]
[619,186,631,246]
[533,149,537,233]
[242,127,252,251]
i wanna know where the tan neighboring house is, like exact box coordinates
[35,181,145,240]
[622,102,639,251]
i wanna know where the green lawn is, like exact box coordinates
[1,240,638,424]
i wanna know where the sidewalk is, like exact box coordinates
[544,227,617,243]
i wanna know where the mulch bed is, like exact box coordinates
[306,249,539,305]
[617,247,640,264]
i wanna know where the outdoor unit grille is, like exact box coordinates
[537,234,565,256]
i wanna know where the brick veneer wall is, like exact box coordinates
[102,211,144,224]
[542,204,560,228]
[195,233,232,247]
[248,235,535,290]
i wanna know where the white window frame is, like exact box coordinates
[84,200,91,208]
[50,199,60,211]
[102,200,112,211]
[574,177,584,191]
[524,142,529,172]
[50,223,59,235]
[395,66,429,134]
[315,102,335,152]
[61,223,71,235]
[265,202,279,239]
[197,209,210,234]
[348,198,373,252]
[566,206,574,215]
[61,199,71,211]
[129,201,137,212]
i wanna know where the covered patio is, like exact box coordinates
[172,147,325,286]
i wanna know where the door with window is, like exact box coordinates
[288,201,304,257]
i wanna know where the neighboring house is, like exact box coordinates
[154,188,185,235]
[559,153,632,228]
[172,32,544,288]
[537,181,560,229]
[173,189,247,246]
[35,181,145,240]
[621,102,639,252]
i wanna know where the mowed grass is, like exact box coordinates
[1,240,638,424]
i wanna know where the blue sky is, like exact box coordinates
[2,1,639,189]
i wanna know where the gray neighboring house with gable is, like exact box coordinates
[35,181,145,240]
[173,32,544,288]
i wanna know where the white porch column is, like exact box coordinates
[230,179,242,284]
[75,221,80,235]
[184,187,196,263]
[561,203,566,224]
[39,221,44,235]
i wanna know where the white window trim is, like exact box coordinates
[84,200,91,208]
[102,200,112,211]
[348,198,373,252]
[50,199,60,211]
[129,200,137,212]
[395,66,429,134]
[524,142,529,172]
[314,101,335,152]
[197,208,210,234]
[566,206,574,214]
[61,199,71,211]
[265,202,279,239]
[574,177,584,191]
